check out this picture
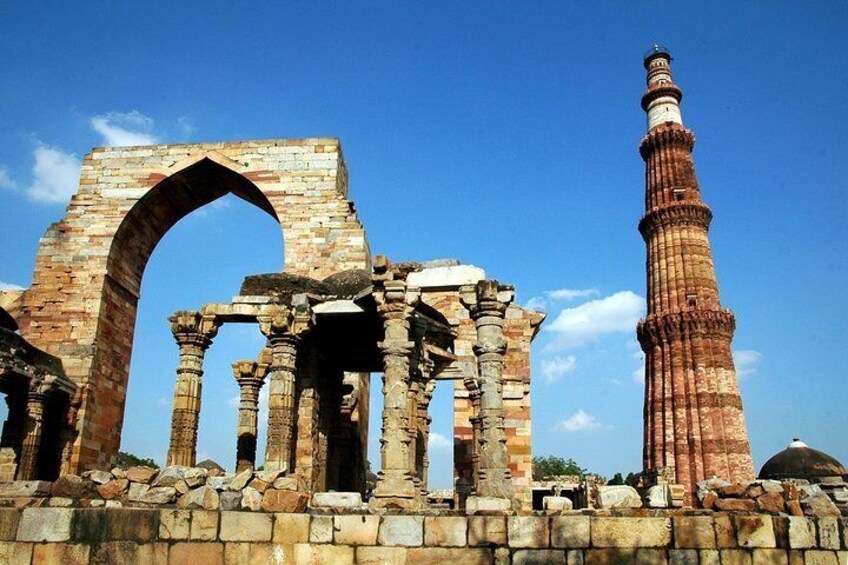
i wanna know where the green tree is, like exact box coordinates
[532,455,587,480]
[607,472,625,485]
[115,451,159,469]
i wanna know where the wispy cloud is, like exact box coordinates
[91,111,159,147]
[0,281,26,291]
[540,355,577,384]
[26,144,81,204]
[555,410,605,432]
[525,288,599,312]
[734,350,762,378]
[0,167,16,190]
[428,432,452,450]
[545,290,645,349]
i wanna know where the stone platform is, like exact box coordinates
[0,508,845,564]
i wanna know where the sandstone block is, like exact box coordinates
[309,515,333,543]
[170,541,224,565]
[178,485,220,510]
[468,515,507,546]
[406,547,494,565]
[335,514,380,545]
[544,496,574,512]
[103,508,159,542]
[138,486,176,504]
[0,508,20,540]
[700,549,721,565]
[425,516,467,547]
[566,549,585,565]
[159,509,191,540]
[509,516,550,548]
[17,508,73,542]
[81,470,113,485]
[272,476,298,491]
[673,516,716,548]
[0,542,32,565]
[51,475,95,499]
[261,489,308,513]
[803,551,839,565]
[126,466,157,484]
[378,515,424,546]
[596,486,642,509]
[32,542,90,565]
[735,515,777,548]
[356,546,407,564]
[785,517,816,549]
[47,497,74,507]
[756,492,786,513]
[818,518,840,550]
[715,515,736,548]
[151,466,187,487]
[207,476,234,491]
[669,549,698,565]
[584,548,666,564]
[311,491,362,508]
[293,543,354,564]
[97,479,129,500]
[190,510,219,540]
[219,491,242,511]
[645,485,669,508]
[220,511,272,541]
[0,481,51,498]
[183,467,208,487]
[802,492,841,518]
[591,517,671,548]
[751,549,788,565]
[513,549,566,564]
[240,486,262,511]
[273,512,310,544]
[228,469,253,491]
[715,498,757,512]
[551,516,590,548]
[466,495,511,514]
[255,469,284,483]
[89,541,167,565]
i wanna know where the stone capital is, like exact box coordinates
[257,295,315,340]
[460,279,514,319]
[169,310,219,347]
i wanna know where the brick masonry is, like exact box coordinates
[0,508,843,564]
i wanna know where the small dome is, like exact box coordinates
[758,438,847,482]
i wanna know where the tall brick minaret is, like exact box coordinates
[636,46,755,500]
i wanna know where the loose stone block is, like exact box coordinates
[591,517,671,548]
[466,496,512,514]
[751,549,788,565]
[190,510,219,541]
[126,466,158,484]
[378,515,424,546]
[356,546,408,564]
[170,542,225,565]
[273,512,310,544]
[32,543,90,565]
[584,548,667,564]
[509,516,550,548]
[735,515,777,548]
[544,496,574,512]
[406,547,494,565]
[673,516,717,548]
[425,516,467,547]
[311,491,362,508]
[596,486,642,509]
[241,487,262,511]
[220,511,272,542]
[179,485,220,510]
[468,515,507,546]
[17,507,73,542]
[334,515,380,545]
[309,515,333,543]
[293,543,355,564]
[219,491,242,511]
[514,549,567,564]
[551,516,591,548]
[159,509,191,540]
[261,489,308,512]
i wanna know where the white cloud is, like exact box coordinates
[632,366,645,384]
[545,290,645,349]
[0,167,16,189]
[0,281,25,291]
[91,111,159,147]
[26,144,81,204]
[525,288,599,312]
[734,350,762,378]
[555,410,604,432]
[540,355,577,384]
[156,397,170,408]
[428,432,452,451]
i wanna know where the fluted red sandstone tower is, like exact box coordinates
[636,47,755,500]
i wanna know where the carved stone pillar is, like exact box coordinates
[232,359,267,472]
[407,318,427,492]
[371,257,422,509]
[461,279,514,502]
[294,342,321,493]
[167,311,218,467]
[418,376,436,497]
[259,296,313,474]
[17,376,55,480]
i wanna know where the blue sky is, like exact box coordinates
[1,2,846,487]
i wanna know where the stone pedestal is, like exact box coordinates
[166,311,217,467]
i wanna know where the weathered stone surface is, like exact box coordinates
[293,543,355,564]
[159,509,190,540]
[673,516,716,548]
[425,516,467,547]
[32,543,90,565]
[645,485,670,508]
[228,469,253,491]
[584,548,667,564]
[255,469,284,484]
[125,466,157,484]
[735,515,776,548]
[715,498,756,512]
[272,476,298,491]
[544,496,574,512]
[509,516,550,548]
[97,478,129,500]
[261,489,308,513]
[0,508,20,541]
[102,508,159,542]
[219,491,242,511]
[757,492,786,514]
[817,518,840,550]
[311,491,362,508]
[406,547,494,565]
[309,515,334,543]
[356,546,408,564]
[802,492,841,518]
[803,551,839,565]
[183,467,208,487]
[469,515,507,546]
[17,508,73,542]
[273,512,310,544]
[51,475,95,499]
[551,516,590,549]
[177,485,219,510]
[785,517,816,549]
[669,549,698,565]
[82,470,113,485]
[751,549,788,565]
[335,515,380,545]
[47,497,74,507]
[207,475,234,491]
[151,466,185,487]
[219,510,272,542]
[190,510,219,541]
[170,542,224,564]
[240,486,262,511]
[127,482,149,502]
[138,486,177,505]
[0,481,51,498]
[378,515,424,547]
[466,496,512,514]
[596,486,642,509]
[591,518,671,548]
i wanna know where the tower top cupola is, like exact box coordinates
[641,44,684,131]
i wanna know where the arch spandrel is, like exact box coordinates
[19,139,370,471]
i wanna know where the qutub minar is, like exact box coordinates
[637,46,755,501]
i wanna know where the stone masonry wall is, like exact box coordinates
[0,508,845,564]
[16,139,371,473]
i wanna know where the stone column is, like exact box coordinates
[167,311,218,467]
[418,376,436,497]
[371,257,422,510]
[259,296,313,474]
[461,279,514,504]
[232,359,267,472]
[17,376,55,481]
[407,318,427,493]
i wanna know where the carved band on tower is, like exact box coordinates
[637,46,754,502]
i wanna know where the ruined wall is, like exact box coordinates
[0,508,844,564]
[16,140,371,472]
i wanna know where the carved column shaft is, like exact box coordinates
[167,311,216,467]
[233,360,265,473]
[17,389,47,481]
[263,333,299,473]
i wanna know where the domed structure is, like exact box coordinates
[759,438,847,482]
